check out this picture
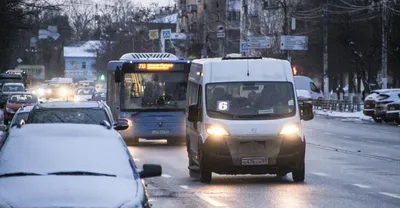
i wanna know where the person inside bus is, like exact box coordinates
[143,74,162,105]
[173,83,186,101]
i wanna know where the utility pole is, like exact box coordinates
[323,0,329,98]
[381,0,388,89]
[240,0,248,56]
[283,0,291,63]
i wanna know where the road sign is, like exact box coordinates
[149,29,159,39]
[240,42,249,53]
[280,36,308,50]
[17,58,23,63]
[30,37,38,47]
[217,32,225,38]
[217,25,224,33]
[247,36,271,49]
[161,29,172,39]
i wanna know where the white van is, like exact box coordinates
[186,56,314,183]
[294,76,323,100]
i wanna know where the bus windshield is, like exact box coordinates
[122,73,187,110]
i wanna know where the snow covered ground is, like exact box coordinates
[314,109,374,122]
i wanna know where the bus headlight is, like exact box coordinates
[206,125,229,136]
[280,123,300,135]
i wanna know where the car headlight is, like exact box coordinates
[280,123,300,135]
[6,108,15,114]
[32,90,37,94]
[74,97,80,102]
[46,89,52,94]
[59,88,69,96]
[37,88,45,96]
[206,125,229,136]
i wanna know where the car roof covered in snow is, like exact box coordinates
[0,123,135,179]
[34,101,104,109]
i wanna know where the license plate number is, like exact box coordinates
[241,157,268,166]
[152,130,169,134]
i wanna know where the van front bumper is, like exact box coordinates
[202,135,305,174]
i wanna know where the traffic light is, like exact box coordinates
[292,66,298,75]
[99,74,105,81]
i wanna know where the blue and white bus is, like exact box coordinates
[107,53,191,144]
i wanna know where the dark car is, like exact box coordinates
[3,93,38,125]
[26,101,128,131]
[0,123,161,207]
[91,91,106,101]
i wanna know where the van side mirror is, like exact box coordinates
[300,102,314,121]
[188,105,201,122]
[115,67,122,83]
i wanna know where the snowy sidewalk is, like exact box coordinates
[314,109,374,122]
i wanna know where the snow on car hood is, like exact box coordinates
[0,176,144,207]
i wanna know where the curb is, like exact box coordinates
[314,111,373,122]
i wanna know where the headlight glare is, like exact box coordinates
[206,125,229,136]
[6,108,15,114]
[280,123,300,135]
[74,97,80,102]
[46,89,52,94]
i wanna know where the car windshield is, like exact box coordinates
[206,82,296,120]
[8,94,37,104]
[2,85,24,92]
[122,72,187,110]
[75,88,95,95]
[11,112,29,126]
[28,108,110,124]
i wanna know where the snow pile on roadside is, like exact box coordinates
[314,109,374,122]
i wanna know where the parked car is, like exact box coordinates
[0,83,25,107]
[385,100,400,124]
[3,93,38,125]
[26,101,128,131]
[374,90,400,123]
[0,123,162,207]
[294,76,323,100]
[363,89,400,122]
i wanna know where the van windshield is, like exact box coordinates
[206,82,296,120]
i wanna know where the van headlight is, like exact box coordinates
[206,125,229,136]
[280,123,300,135]
[37,88,45,96]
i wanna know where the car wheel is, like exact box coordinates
[372,116,383,123]
[292,163,305,182]
[395,119,400,125]
[199,140,212,184]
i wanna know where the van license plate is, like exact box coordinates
[241,157,268,166]
[152,130,169,134]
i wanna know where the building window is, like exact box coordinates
[82,62,87,69]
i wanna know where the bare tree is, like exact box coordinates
[62,0,96,40]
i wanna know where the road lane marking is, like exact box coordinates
[323,132,333,135]
[343,135,351,139]
[195,193,226,207]
[379,192,400,199]
[180,185,189,189]
[352,184,371,189]
[311,172,328,177]
[161,174,172,178]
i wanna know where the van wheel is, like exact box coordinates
[292,163,305,182]
[199,140,212,184]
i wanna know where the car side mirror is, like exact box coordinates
[115,67,122,83]
[114,119,129,131]
[300,102,314,121]
[139,164,162,178]
[0,124,7,131]
[188,104,201,122]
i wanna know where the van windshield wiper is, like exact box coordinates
[0,172,43,178]
[47,171,116,177]
[207,110,235,117]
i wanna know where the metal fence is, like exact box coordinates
[312,100,364,112]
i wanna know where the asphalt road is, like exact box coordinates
[129,116,400,208]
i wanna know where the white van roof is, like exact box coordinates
[190,57,293,84]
